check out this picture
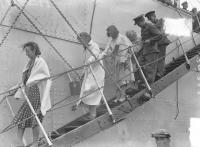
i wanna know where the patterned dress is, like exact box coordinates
[11,59,43,129]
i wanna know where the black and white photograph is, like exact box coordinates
[0,0,200,146]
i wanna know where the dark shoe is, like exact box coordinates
[138,92,151,104]
[155,74,162,81]
[125,87,138,97]
[138,83,146,90]
[72,104,78,111]
[82,115,96,121]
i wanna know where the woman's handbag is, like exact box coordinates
[69,74,84,96]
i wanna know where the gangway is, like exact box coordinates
[39,42,200,147]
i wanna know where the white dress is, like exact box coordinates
[79,40,105,106]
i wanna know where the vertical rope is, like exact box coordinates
[0,0,30,48]
[0,5,12,24]
[175,41,180,119]
[14,4,80,81]
[174,80,179,119]
[89,0,97,35]
[48,0,124,95]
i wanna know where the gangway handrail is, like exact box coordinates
[1,0,200,140]
[1,35,199,136]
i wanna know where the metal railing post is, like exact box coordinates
[20,86,53,146]
[5,96,28,146]
[195,14,200,29]
[178,39,190,69]
[129,47,152,94]
[89,66,115,123]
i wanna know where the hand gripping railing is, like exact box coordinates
[13,2,80,82]
[129,46,152,96]
[20,86,53,146]
[48,0,125,98]
[5,95,28,146]
[177,38,191,70]
[89,65,115,123]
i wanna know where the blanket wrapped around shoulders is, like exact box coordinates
[14,56,52,116]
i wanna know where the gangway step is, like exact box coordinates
[39,44,200,147]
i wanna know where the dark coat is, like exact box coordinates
[154,18,171,46]
[141,22,162,55]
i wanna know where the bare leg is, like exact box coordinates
[32,125,40,147]
[17,127,25,146]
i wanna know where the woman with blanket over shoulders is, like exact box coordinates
[8,42,52,147]
[73,32,105,120]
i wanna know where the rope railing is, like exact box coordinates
[1,31,200,135]
[48,0,128,97]
[0,0,200,141]
[0,64,138,135]
[16,0,193,100]
[0,28,199,102]
[0,0,30,48]
[0,26,199,110]
[14,4,81,81]
[0,0,14,24]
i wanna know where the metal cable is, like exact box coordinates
[0,0,30,48]
[48,0,127,95]
[1,38,199,135]
[0,2,13,24]
[89,0,97,35]
[0,0,200,142]
[14,3,81,80]
[15,0,48,33]
[0,31,199,102]
[0,64,137,135]
[0,0,199,125]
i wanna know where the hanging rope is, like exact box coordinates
[0,0,30,48]
[0,42,197,136]
[0,2,199,146]
[13,3,81,80]
[48,0,139,96]
[0,30,199,103]
[0,1,200,135]
[174,80,180,119]
[0,23,81,45]
[15,0,48,34]
[0,0,14,24]
[89,0,97,35]
[1,35,199,135]
[0,66,136,135]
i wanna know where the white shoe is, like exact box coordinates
[118,97,126,102]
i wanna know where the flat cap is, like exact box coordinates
[133,14,145,25]
[151,129,171,138]
[145,11,155,18]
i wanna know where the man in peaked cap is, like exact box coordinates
[133,14,162,87]
[145,11,170,80]
[152,129,171,147]
[181,1,188,11]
